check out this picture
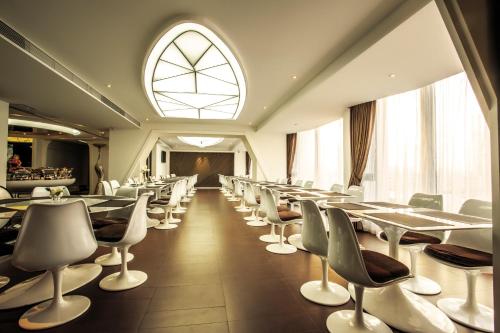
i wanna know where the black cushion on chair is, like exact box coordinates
[380,231,441,245]
[362,250,410,283]
[0,243,14,256]
[94,223,127,242]
[424,244,492,267]
[287,198,298,203]
[91,217,128,229]
[0,228,19,243]
[150,199,168,205]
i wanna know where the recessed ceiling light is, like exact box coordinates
[248,122,252,125]
[389,73,396,78]
[107,84,112,88]
[145,118,149,121]
[178,136,224,148]
[263,106,267,110]
[291,75,297,80]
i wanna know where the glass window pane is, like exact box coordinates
[160,44,192,70]
[199,109,234,119]
[153,73,196,93]
[194,46,227,71]
[197,73,239,95]
[174,31,212,66]
[198,64,237,84]
[163,109,199,119]
[153,60,192,81]
[162,92,231,109]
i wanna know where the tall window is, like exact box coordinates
[292,118,344,189]
[363,72,491,212]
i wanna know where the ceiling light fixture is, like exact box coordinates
[178,136,224,148]
[107,84,112,88]
[389,73,396,78]
[263,106,267,110]
[8,119,81,136]
[144,22,246,120]
[291,75,297,80]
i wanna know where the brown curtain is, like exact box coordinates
[245,152,251,175]
[348,101,376,186]
[286,133,297,184]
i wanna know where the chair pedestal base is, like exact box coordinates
[19,295,90,330]
[326,310,392,333]
[287,234,307,251]
[348,283,456,333]
[0,276,9,289]
[99,271,148,291]
[259,234,282,242]
[300,281,350,306]
[247,220,267,227]
[244,216,262,221]
[437,298,493,333]
[266,243,296,255]
[400,275,441,295]
[155,222,178,230]
[236,207,251,213]
[0,264,101,310]
[95,248,134,266]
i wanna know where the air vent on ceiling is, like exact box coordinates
[0,20,140,128]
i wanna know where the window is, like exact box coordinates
[292,118,344,189]
[144,23,246,119]
[363,72,491,212]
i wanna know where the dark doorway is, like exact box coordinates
[46,141,89,193]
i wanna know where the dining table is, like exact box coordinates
[321,201,492,333]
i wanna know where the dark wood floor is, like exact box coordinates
[0,189,493,332]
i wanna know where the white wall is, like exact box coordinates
[342,109,351,189]
[108,123,286,183]
[152,142,170,177]
[0,101,8,186]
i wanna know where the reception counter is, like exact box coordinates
[6,178,76,194]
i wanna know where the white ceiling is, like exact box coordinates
[0,0,404,129]
[260,1,463,132]
[160,136,242,152]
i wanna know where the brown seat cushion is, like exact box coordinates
[380,231,441,245]
[0,243,14,256]
[278,210,302,221]
[362,250,410,283]
[150,199,169,205]
[92,217,128,229]
[0,228,19,243]
[94,223,127,242]
[277,205,290,212]
[424,244,492,267]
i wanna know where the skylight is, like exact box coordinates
[178,136,224,148]
[144,23,246,120]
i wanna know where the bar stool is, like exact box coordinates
[12,200,98,330]
[377,193,444,295]
[300,200,350,306]
[326,207,411,333]
[172,179,188,214]
[96,194,150,291]
[243,182,266,227]
[424,199,493,332]
[262,188,302,254]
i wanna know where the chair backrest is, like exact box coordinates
[408,193,443,210]
[326,207,377,287]
[12,200,97,272]
[168,181,182,206]
[0,186,12,199]
[31,186,70,198]
[115,186,139,199]
[330,184,344,193]
[303,180,314,188]
[261,188,283,224]
[235,180,243,197]
[346,185,364,202]
[244,182,258,206]
[446,199,492,253]
[171,174,176,177]
[294,180,303,186]
[301,200,328,257]
[100,181,113,196]
[119,194,150,246]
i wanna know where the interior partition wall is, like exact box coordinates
[170,152,234,187]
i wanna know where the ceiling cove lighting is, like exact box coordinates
[8,119,81,136]
[178,136,224,148]
[144,22,246,120]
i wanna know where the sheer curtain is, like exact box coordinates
[363,89,433,203]
[363,72,491,212]
[434,72,491,211]
[292,118,344,189]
